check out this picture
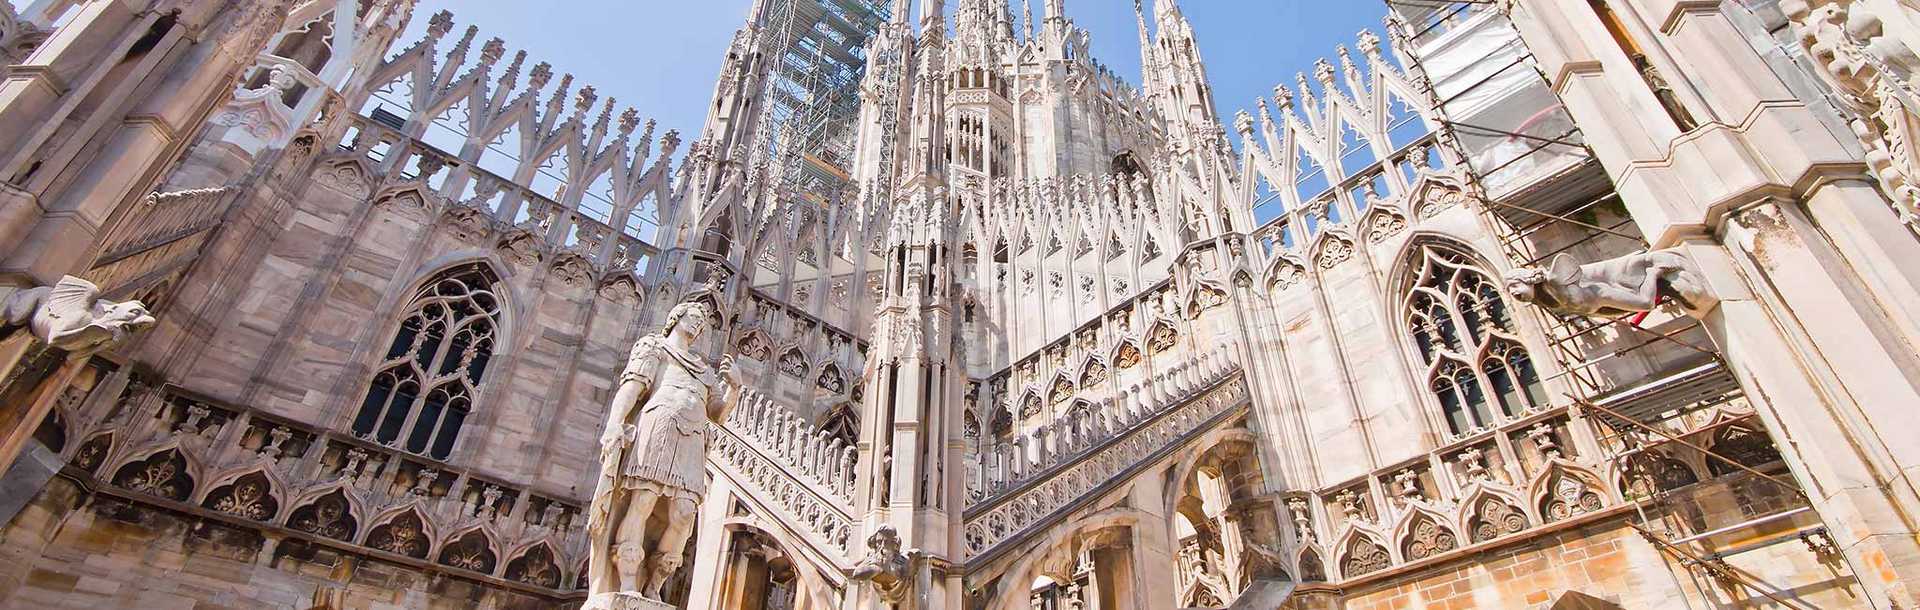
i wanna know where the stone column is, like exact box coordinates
[1499,0,1920,604]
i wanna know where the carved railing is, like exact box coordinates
[708,390,857,558]
[82,186,237,297]
[970,342,1242,504]
[722,391,857,504]
[963,356,1249,559]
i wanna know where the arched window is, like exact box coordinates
[1401,243,1545,436]
[352,264,503,459]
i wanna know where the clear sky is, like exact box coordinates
[402,0,1392,146]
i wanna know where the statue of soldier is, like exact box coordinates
[586,299,742,606]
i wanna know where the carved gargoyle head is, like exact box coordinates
[1503,255,1581,310]
[1503,267,1548,304]
[26,277,156,354]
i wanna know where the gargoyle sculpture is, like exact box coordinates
[1503,250,1714,318]
[851,526,914,605]
[0,276,156,354]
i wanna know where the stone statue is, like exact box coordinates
[1503,250,1714,318]
[1,276,155,354]
[851,526,913,605]
[585,299,742,608]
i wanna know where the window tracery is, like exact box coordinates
[1402,244,1545,436]
[351,264,502,460]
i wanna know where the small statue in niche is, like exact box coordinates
[1504,250,1715,318]
[585,294,743,607]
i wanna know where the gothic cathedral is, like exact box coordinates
[0,0,1916,609]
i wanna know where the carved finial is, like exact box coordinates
[412,469,440,495]
[1234,109,1253,135]
[449,25,478,60]
[617,108,640,136]
[1314,57,1335,85]
[1273,83,1293,108]
[497,50,527,89]
[547,73,574,112]
[1459,447,1489,481]
[1394,469,1422,502]
[426,10,454,39]
[479,37,505,65]
[528,61,553,89]
[1357,29,1382,58]
[574,84,598,116]
[1334,489,1365,521]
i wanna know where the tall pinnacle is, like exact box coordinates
[1021,0,1033,39]
[1136,0,1155,91]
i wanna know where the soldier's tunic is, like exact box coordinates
[589,334,721,533]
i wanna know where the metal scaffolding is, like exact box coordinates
[1381,1,1835,604]
[754,0,890,196]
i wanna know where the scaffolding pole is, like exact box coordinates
[1381,1,1827,601]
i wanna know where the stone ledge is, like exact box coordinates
[583,592,677,610]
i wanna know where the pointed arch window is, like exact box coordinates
[1401,244,1545,436]
[353,264,503,459]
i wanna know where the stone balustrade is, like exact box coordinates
[710,391,858,558]
[970,342,1243,505]
[962,352,1250,558]
[722,391,858,504]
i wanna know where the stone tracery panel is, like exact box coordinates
[112,449,194,502]
[202,471,279,522]
[288,489,359,541]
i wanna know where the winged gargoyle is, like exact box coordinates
[1503,249,1715,318]
[1,276,156,354]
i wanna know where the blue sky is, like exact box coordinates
[402,1,1391,145]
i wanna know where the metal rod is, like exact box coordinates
[1481,197,1646,240]
[1699,525,1827,562]
[1580,398,1808,501]
[1627,522,1808,608]
[1670,507,1812,545]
